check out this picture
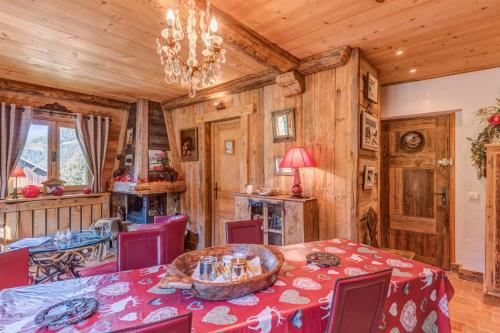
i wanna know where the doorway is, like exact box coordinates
[381,114,454,269]
[211,118,241,246]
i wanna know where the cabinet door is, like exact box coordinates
[486,149,500,293]
[265,202,284,246]
[235,197,251,220]
[284,201,304,245]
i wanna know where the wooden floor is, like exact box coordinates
[448,272,500,333]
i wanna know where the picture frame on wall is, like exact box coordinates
[271,108,296,143]
[363,166,376,190]
[365,72,379,104]
[180,128,198,161]
[361,111,379,151]
[224,140,235,155]
[125,127,134,145]
[274,156,293,176]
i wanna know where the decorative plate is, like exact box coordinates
[35,298,98,329]
[400,131,425,152]
[306,252,340,267]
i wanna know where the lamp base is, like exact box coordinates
[288,170,304,198]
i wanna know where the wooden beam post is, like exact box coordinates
[276,71,305,98]
[161,105,184,181]
[298,46,352,75]
[133,99,149,182]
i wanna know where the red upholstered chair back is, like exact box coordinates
[225,220,263,244]
[141,215,188,264]
[115,313,192,333]
[326,268,393,333]
[0,248,30,290]
[117,229,166,271]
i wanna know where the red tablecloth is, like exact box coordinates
[0,239,454,333]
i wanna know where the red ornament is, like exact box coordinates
[21,185,40,198]
[83,187,92,195]
[488,114,500,126]
[53,186,64,196]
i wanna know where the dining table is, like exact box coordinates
[0,238,454,333]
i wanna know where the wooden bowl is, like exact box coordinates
[157,244,284,300]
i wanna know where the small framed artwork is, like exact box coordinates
[148,150,165,170]
[125,127,134,145]
[365,72,379,104]
[124,154,134,167]
[180,128,198,161]
[224,140,235,155]
[274,156,293,176]
[272,108,296,143]
[363,166,376,190]
[361,111,379,151]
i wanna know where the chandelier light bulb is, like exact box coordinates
[210,17,218,33]
[166,9,175,26]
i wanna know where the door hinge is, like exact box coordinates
[437,158,453,167]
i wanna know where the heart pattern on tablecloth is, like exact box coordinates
[202,306,237,325]
[228,294,260,306]
[279,290,310,304]
[148,297,163,306]
[138,278,153,285]
[400,300,417,332]
[290,310,303,328]
[430,289,437,301]
[421,310,438,333]
[120,312,138,321]
[293,277,322,290]
[392,268,413,278]
[99,282,130,296]
[325,247,346,254]
[147,285,176,294]
[274,280,287,286]
[358,247,377,254]
[344,267,368,276]
[386,258,414,268]
[144,306,178,324]
[327,269,339,275]
[389,303,398,316]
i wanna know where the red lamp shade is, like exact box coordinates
[11,167,26,178]
[279,147,316,169]
[279,147,315,198]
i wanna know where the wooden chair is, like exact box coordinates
[326,268,392,333]
[114,312,192,333]
[0,248,30,290]
[225,220,263,244]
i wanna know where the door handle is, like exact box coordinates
[437,159,453,167]
[434,187,447,207]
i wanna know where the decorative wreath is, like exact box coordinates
[468,98,500,178]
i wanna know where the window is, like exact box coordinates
[12,118,89,192]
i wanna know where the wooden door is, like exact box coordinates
[211,119,241,245]
[381,115,452,269]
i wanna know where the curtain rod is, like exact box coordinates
[32,107,112,122]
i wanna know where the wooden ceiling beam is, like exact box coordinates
[162,70,276,110]
[0,78,130,110]
[298,46,352,75]
[200,2,299,73]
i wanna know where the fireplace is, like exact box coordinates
[126,194,168,224]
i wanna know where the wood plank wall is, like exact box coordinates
[357,55,382,244]
[0,193,110,241]
[169,49,380,248]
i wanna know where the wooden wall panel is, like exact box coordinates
[170,50,362,248]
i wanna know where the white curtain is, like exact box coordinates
[0,103,33,199]
[74,114,110,192]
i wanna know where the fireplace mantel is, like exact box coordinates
[108,180,186,196]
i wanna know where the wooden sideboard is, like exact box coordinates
[485,144,500,304]
[234,193,318,246]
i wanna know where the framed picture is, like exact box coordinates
[363,166,376,190]
[365,72,379,103]
[124,154,134,167]
[272,108,296,143]
[361,111,379,151]
[274,156,293,176]
[224,140,235,155]
[180,128,198,161]
[148,150,165,170]
[125,127,134,145]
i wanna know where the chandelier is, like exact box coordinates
[156,0,226,98]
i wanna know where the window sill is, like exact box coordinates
[0,192,110,204]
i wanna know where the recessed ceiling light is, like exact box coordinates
[396,50,403,55]
[409,68,417,73]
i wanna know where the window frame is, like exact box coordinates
[18,115,90,193]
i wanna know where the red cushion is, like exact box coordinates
[78,262,117,277]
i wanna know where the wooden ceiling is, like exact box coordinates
[0,0,499,102]
[213,0,500,85]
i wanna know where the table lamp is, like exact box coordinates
[11,167,26,200]
[279,147,316,198]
